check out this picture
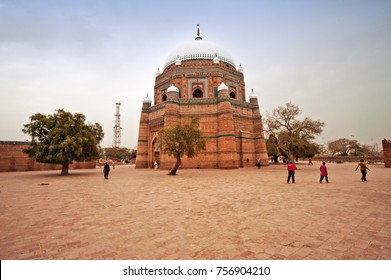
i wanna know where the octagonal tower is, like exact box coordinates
[136,25,268,169]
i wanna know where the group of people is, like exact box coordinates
[102,158,372,183]
[286,159,371,184]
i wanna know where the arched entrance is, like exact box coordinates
[151,137,160,168]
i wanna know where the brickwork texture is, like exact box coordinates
[0,141,95,172]
[136,57,269,169]
[382,139,391,168]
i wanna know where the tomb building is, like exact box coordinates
[136,26,268,169]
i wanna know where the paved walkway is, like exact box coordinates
[0,162,390,260]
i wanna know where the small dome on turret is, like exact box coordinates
[238,64,243,72]
[143,93,151,103]
[213,52,219,64]
[175,56,181,65]
[218,82,228,91]
[249,88,257,99]
[156,68,161,76]
[167,84,179,92]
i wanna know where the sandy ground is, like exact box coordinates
[0,161,390,260]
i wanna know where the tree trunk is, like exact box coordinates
[169,156,181,175]
[61,163,69,175]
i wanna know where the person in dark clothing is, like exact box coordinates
[103,162,110,179]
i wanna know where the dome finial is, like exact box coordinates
[195,23,202,40]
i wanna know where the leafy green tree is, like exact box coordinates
[265,102,324,161]
[22,109,104,175]
[129,150,137,159]
[297,141,322,158]
[158,118,206,175]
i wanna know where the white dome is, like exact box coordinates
[249,88,257,99]
[143,93,151,103]
[164,39,236,70]
[167,84,179,92]
[218,82,228,91]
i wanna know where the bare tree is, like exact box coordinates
[328,138,381,156]
[265,102,325,161]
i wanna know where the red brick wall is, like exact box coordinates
[136,58,269,169]
[0,141,96,172]
[382,139,391,168]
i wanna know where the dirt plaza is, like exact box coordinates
[0,162,390,260]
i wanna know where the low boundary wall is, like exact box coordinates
[314,156,384,164]
[0,141,96,172]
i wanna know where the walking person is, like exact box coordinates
[355,159,370,182]
[287,160,295,183]
[308,157,313,165]
[320,162,328,183]
[257,157,261,169]
[103,162,110,179]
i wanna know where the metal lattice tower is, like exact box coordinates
[112,102,122,147]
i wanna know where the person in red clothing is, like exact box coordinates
[320,162,328,183]
[287,160,295,183]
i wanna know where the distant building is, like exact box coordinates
[136,26,268,169]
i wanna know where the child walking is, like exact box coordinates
[103,162,110,179]
[287,160,295,183]
[320,162,328,183]
[355,159,370,182]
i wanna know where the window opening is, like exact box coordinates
[193,88,203,98]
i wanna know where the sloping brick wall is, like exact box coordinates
[0,141,96,172]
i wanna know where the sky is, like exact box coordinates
[0,0,390,149]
